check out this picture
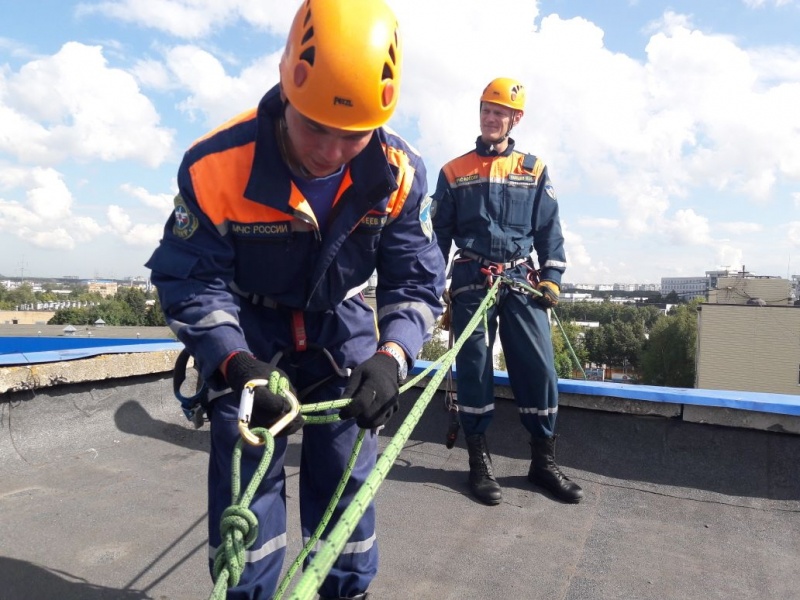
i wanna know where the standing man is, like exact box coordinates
[146,1,445,598]
[431,77,582,506]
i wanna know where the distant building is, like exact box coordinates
[662,268,790,303]
[660,276,708,300]
[707,277,792,306]
[560,292,595,303]
[696,303,800,395]
[87,281,118,298]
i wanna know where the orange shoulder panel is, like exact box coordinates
[189,143,289,226]
[442,152,488,185]
[383,145,416,218]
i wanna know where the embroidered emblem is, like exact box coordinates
[172,194,199,240]
[544,180,557,201]
[420,195,433,242]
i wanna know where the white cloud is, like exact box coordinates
[0,42,174,167]
[562,222,591,270]
[577,218,620,229]
[120,183,173,215]
[742,0,797,7]
[0,166,103,249]
[715,245,745,270]
[663,209,712,245]
[717,222,764,234]
[76,0,295,39]
[788,222,800,247]
[101,185,173,250]
[163,45,280,126]
[107,204,166,247]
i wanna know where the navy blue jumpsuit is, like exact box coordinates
[431,136,566,440]
[146,85,445,599]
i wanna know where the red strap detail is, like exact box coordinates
[219,351,240,379]
[291,310,308,352]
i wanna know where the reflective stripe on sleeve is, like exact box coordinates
[169,309,240,335]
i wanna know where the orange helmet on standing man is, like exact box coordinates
[480,77,526,113]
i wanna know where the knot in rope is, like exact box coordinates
[213,504,260,587]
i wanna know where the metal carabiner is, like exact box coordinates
[237,379,301,446]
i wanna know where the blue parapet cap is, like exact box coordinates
[0,337,183,366]
[411,360,800,417]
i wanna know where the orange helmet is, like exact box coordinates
[279,0,402,131]
[480,77,526,112]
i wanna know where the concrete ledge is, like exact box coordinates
[3,351,799,435]
[684,404,800,435]
[0,349,181,394]
[410,360,800,435]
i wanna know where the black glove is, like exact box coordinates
[224,352,304,436]
[339,353,400,429]
[535,281,560,308]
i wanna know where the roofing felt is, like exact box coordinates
[1,373,798,600]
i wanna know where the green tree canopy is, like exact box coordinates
[638,301,699,387]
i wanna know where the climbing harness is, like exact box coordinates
[438,256,587,448]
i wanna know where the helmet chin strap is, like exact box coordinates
[487,115,516,153]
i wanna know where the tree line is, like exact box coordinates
[0,283,167,328]
[550,300,698,387]
[420,298,699,389]
[47,287,167,327]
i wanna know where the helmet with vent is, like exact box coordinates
[480,77,526,112]
[279,0,402,131]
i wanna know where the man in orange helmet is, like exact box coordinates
[432,78,583,506]
[146,1,445,598]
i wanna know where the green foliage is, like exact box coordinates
[48,287,166,327]
[0,283,37,309]
[417,298,700,388]
[584,320,646,368]
[418,323,450,362]
[495,318,586,379]
[556,301,660,326]
[143,297,167,326]
[552,320,588,378]
[638,301,699,387]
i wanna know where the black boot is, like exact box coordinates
[528,436,583,504]
[465,434,502,505]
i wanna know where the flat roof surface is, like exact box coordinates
[1,373,798,600]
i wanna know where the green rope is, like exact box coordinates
[286,278,503,600]
[273,428,366,599]
[501,275,587,380]
[209,427,275,600]
[212,275,562,599]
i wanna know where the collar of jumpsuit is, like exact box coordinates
[475,135,516,157]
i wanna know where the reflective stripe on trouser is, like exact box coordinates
[207,389,379,599]
[452,287,558,438]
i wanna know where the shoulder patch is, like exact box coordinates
[420,195,433,242]
[172,194,199,240]
[544,179,557,201]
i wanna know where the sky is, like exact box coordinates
[1,0,799,285]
